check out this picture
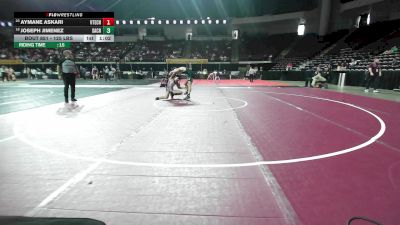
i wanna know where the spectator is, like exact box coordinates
[45,67,53,77]
[392,58,397,68]
[304,69,313,87]
[31,68,37,79]
[79,66,87,80]
[286,62,293,71]
[391,46,398,54]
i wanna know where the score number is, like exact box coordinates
[102,18,115,26]
[103,26,114,34]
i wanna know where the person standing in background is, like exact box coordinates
[248,65,257,83]
[3,67,10,81]
[92,66,99,80]
[104,66,110,81]
[184,65,194,100]
[26,67,31,79]
[79,66,87,80]
[0,66,5,82]
[364,58,382,93]
[110,66,117,80]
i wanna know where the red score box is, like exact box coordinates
[102,18,114,26]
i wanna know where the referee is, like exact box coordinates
[247,65,257,82]
[184,66,194,100]
[58,50,79,104]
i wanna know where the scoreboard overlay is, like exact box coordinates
[14,12,114,48]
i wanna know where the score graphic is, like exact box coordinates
[102,18,114,35]
[13,12,115,48]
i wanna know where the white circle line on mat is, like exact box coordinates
[13,91,385,167]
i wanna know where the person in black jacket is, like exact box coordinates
[57,50,79,104]
[364,58,382,93]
